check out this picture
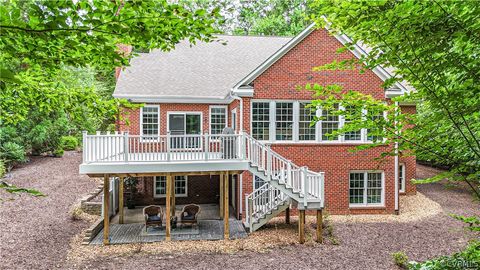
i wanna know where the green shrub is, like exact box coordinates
[0,160,5,178]
[409,241,480,270]
[23,113,70,155]
[53,148,64,157]
[0,142,26,164]
[392,251,409,269]
[0,126,23,145]
[60,136,78,150]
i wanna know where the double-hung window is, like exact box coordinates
[321,104,340,141]
[367,112,384,142]
[210,106,227,135]
[343,106,362,141]
[299,102,316,141]
[399,163,406,193]
[141,105,160,139]
[349,171,384,206]
[275,102,293,141]
[154,176,187,197]
[252,102,270,140]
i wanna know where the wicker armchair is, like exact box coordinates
[180,204,201,228]
[143,205,164,231]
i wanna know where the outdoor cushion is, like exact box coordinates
[183,214,195,221]
[148,215,161,222]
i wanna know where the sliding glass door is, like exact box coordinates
[168,113,201,149]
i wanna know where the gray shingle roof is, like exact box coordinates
[113,35,291,100]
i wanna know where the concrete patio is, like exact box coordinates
[110,203,229,224]
[89,204,246,245]
[89,219,247,244]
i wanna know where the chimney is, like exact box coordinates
[115,44,133,80]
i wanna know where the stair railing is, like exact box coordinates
[245,183,287,230]
[242,132,323,203]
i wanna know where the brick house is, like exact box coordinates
[80,23,415,244]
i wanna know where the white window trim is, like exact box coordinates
[166,111,203,134]
[166,111,203,150]
[231,108,237,132]
[140,105,160,141]
[250,99,382,145]
[253,175,267,190]
[399,163,406,193]
[273,101,295,142]
[319,104,342,143]
[209,105,228,135]
[349,170,385,208]
[298,101,316,142]
[250,100,272,141]
[342,105,364,142]
[153,176,188,198]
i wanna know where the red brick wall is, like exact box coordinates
[119,103,228,135]
[399,105,417,195]
[239,29,400,216]
[228,99,240,133]
[134,175,221,205]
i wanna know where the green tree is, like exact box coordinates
[1,0,220,124]
[0,0,221,196]
[180,0,311,36]
[307,0,479,197]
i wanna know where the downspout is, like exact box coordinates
[394,101,399,214]
[230,93,244,132]
[230,92,244,217]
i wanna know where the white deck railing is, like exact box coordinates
[82,131,243,164]
[82,131,324,214]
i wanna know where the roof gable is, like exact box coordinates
[232,22,412,98]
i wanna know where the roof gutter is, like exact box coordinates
[113,94,233,104]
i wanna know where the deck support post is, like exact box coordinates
[119,176,124,224]
[171,175,176,217]
[299,210,305,244]
[166,173,172,241]
[224,171,230,240]
[219,173,224,219]
[316,209,323,243]
[103,174,110,245]
[285,207,290,224]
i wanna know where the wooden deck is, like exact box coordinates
[90,219,247,245]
